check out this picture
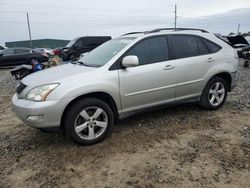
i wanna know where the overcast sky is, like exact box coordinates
[0,0,250,43]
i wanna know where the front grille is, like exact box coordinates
[16,82,27,94]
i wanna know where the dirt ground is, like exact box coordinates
[0,65,250,188]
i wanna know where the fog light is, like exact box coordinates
[27,115,44,122]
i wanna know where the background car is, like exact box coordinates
[0,44,7,52]
[52,47,62,57]
[61,36,111,61]
[0,47,48,67]
[34,48,53,56]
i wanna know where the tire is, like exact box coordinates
[199,77,228,110]
[64,98,114,145]
[30,58,40,64]
[69,54,77,61]
[243,61,249,68]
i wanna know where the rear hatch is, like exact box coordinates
[221,35,250,59]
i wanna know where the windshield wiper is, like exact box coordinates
[71,61,85,66]
[71,61,98,67]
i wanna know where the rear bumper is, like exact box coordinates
[230,71,240,91]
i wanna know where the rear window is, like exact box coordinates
[200,38,221,53]
[196,38,210,55]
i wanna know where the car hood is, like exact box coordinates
[22,63,94,86]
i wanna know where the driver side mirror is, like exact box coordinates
[122,55,139,68]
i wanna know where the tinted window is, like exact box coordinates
[2,49,14,55]
[196,38,210,55]
[201,38,221,53]
[171,35,198,59]
[74,40,83,48]
[126,37,169,65]
[15,49,30,54]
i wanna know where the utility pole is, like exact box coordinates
[26,12,32,48]
[174,4,177,30]
[237,24,241,35]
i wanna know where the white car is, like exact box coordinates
[12,28,239,145]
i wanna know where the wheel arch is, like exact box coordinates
[60,92,119,130]
[206,72,232,92]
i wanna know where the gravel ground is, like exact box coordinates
[0,65,250,188]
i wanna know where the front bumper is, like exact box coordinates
[12,94,66,128]
[61,52,69,60]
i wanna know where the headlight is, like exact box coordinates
[26,83,59,101]
[63,49,69,52]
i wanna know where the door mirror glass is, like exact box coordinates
[0,53,3,57]
[122,55,139,68]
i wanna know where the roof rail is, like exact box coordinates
[146,28,209,34]
[122,32,145,36]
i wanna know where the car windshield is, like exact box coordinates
[78,37,135,67]
[66,38,78,47]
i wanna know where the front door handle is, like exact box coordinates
[163,65,175,70]
[207,58,215,62]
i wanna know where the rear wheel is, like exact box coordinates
[199,77,228,110]
[64,98,114,145]
[30,58,40,64]
[243,61,249,68]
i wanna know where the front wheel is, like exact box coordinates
[64,98,114,145]
[199,77,228,110]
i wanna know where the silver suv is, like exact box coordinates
[12,28,239,145]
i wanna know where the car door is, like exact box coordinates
[82,38,97,53]
[118,36,176,112]
[13,49,31,65]
[169,34,221,100]
[0,49,15,66]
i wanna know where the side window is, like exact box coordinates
[126,36,169,65]
[196,37,210,55]
[3,49,14,55]
[201,38,221,53]
[84,38,97,47]
[74,40,83,48]
[171,35,198,59]
[15,49,30,54]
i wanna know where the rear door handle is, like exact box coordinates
[163,65,175,70]
[207,58,215,62]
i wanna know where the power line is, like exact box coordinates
[0,2,173,14]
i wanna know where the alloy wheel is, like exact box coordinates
[208,82,225,107]
[74,106,108,140]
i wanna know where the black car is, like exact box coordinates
[0,48,48,67]
[61,36,111,61]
